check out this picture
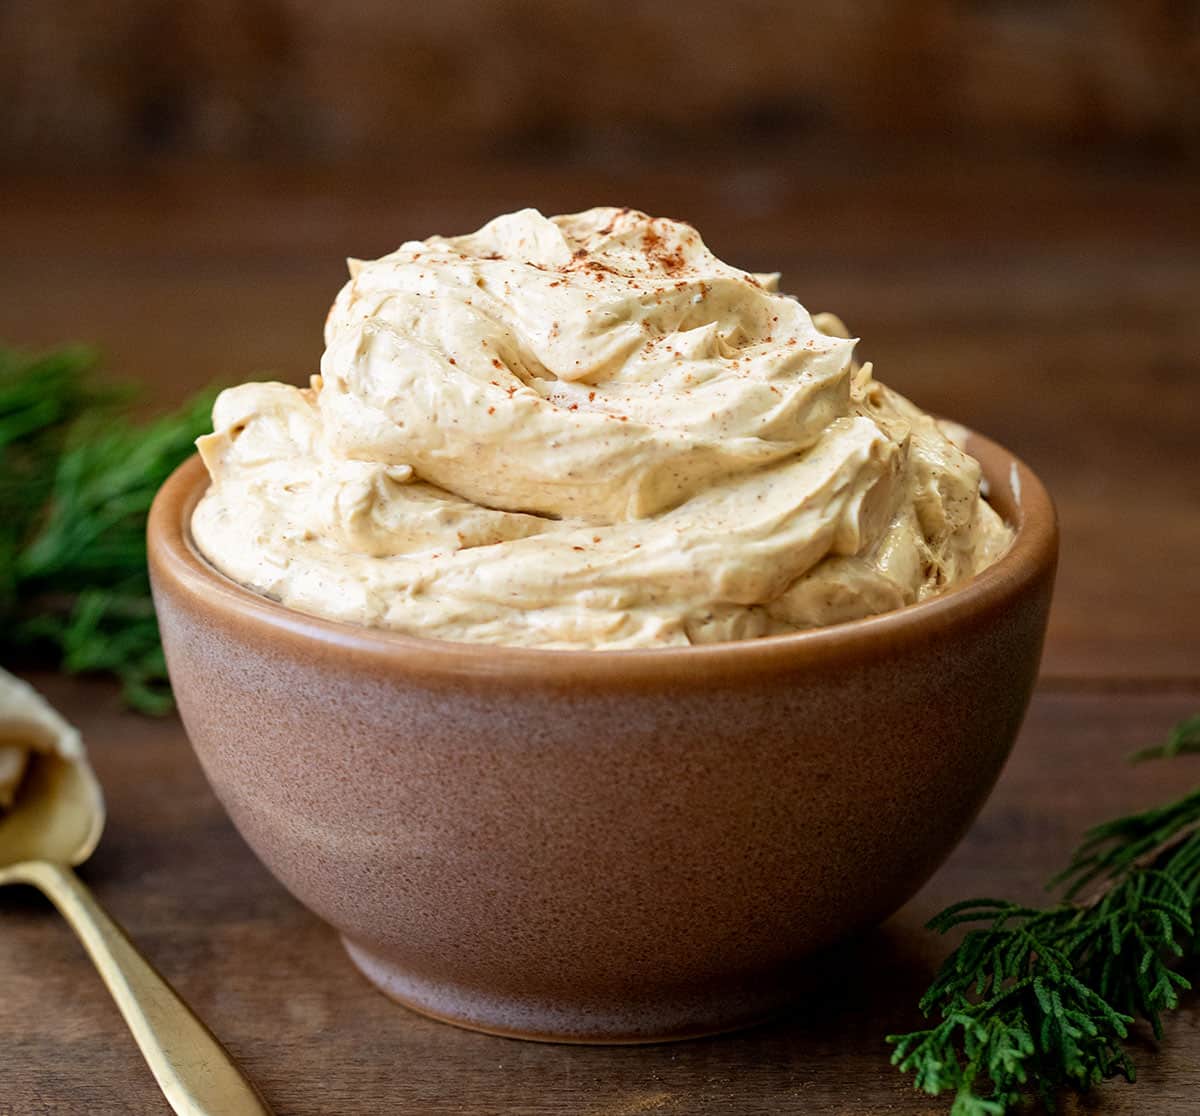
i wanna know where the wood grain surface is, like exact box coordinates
[1,156,1198,1113]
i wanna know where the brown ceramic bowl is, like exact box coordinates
[148,429,1056,1044]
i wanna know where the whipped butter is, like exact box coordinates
[0,668,86,809]
[192,208,1013,647]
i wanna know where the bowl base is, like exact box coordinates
[341,937,785,1045]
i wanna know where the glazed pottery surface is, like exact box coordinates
[148,430,1056,1043]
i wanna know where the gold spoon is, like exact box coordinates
[0,746,273,1114]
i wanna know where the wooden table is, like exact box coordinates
[1,154,1198,1114]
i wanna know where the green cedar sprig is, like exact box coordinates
[889,719,1200,1114]
[1129,714,1200,763]
[0,345,215,713]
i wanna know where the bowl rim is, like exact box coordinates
[148,426,1057,686]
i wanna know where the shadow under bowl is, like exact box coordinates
[147,428,1056,1043]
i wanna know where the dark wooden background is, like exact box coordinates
[2,0,1199,167]
[2,4,1199,1113]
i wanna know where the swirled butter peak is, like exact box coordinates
[192,207,1012,647]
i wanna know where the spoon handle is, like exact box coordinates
[13,859,273,1115]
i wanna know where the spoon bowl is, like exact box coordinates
[0,750,104,870]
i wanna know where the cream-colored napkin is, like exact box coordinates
[0,668,85,809]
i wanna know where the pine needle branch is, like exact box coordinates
[0,344,215,713]
[1130,715,1200,763]
[888,717,1200,1113]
